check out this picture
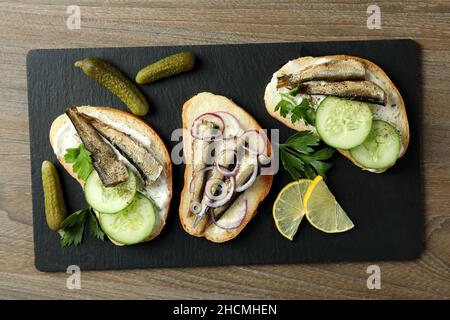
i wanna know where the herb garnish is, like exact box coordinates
[64,144,94,181]
[89,212,105,241]
[275,86,316,126]
[60,208,104,247]
[60,144,104,247]
[279,131,335,180]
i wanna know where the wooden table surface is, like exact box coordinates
[0,0,449,299]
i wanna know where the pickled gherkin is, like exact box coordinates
[75,57,149,116]
[136,52,195,85]
[41,161,67,231]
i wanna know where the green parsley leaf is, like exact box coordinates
[279,131,335,180]
[61,209,85,229]
[60,208,105,247]
[280,148,304,180]
[64,144,94,181]
[275,90,316,126]
[305,106,316,126]
[60,209,89,247]
[311,147,335,160]
[279,92,297,105]
[60,227,83,247]
[63,147,79,163]
[310,160,333,178]
[290,99,316,126]
[89,213,104,241]
[288,85,300,96]
[281,131,320,154]
[275,99,293,118]
[290,105,303,124]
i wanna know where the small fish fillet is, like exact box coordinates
[191,138,238,228]
[196,139,238,216]
[210,149,257,219]
[190,123,217,207]
[65,107,129,187]
[300,80,386,105]
[278,59,366,88]
[80,113,162,184]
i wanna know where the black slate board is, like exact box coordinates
[27,40,423,272]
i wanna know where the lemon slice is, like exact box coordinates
[273,179,311,240]
[304,176,354,233]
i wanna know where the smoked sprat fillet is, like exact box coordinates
[299,80,386,105]
[65,106,129,187]
[80,113,163,184]
[277,58,366,87]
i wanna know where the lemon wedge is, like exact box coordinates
[273,179,311,240]
[303,176,354,233]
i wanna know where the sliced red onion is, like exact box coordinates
[235,158,259,193]
[211,199,248,230]
[214,111,242,139]
[240,129,266,155]
[191,113,224,140]
[217,164,240,177]
[189,166,215,193]
[205,176,236,208]
[215,148,239,177]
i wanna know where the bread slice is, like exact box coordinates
[179,92,273,243]
[264,55,410,173]
[49,106,172,244]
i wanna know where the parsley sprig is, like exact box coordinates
[60,144,104,247]
[64,144,94,181]
[279,131,335,180]
[275,86,316,126]
[60,208,104,247]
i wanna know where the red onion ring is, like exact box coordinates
[191,113,225,140]
[217,164,240,177]
[214,111,242,139]
[210,199,248,230]
[205,176,236,208]
[240,129,266,155]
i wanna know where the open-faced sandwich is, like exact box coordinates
[179,92,273,243]
[265,55,409,172]
[49,106,172,245]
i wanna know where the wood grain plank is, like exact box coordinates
[0,0,449,299]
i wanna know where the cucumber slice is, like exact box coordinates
[99,193,156,245]
[84,169,137,214]
[316,97,373,149]
[350,120,401,169]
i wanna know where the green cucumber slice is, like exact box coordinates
[350,120,401,170]
[84,169,137,214]
[316,97,373,149]
[99,193,156,245]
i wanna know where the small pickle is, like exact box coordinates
[136,52,195,85]
[41,161,67,232]
[75,57,149,116]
